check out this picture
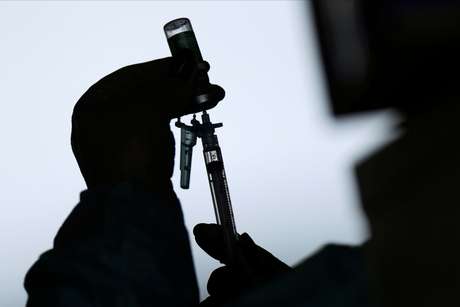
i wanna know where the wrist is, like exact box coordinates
[85,177,175,198]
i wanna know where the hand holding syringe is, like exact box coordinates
[164,18,239,266]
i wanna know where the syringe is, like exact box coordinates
[198,111,239,263]
[164,18,239,264]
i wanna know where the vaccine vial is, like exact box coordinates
[164,18,203,62]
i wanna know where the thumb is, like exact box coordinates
[193,223,227,262]
[238,233,292,276]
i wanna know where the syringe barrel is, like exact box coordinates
[202,135,238,249]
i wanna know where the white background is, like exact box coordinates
[0,1,397,305]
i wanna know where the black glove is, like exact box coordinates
[193,224,292,306]
[71,56,224,191]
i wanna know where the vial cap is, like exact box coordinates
[164,18,193,39]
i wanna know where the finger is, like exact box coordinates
[170,51,209,81]
[77,56,224,121]
[193,223,228,262]
[203,84,225,107]
[207,266,244,298]
[238,233,291,275]
[197,61,210,74]
[199,296,221,307]
[77,57,188,107]
[74,56,197,106]
[169,50,195,77]
[143,57,216,118]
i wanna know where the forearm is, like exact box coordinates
[24,182,198,307]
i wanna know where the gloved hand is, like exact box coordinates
[71,56,224,191]
[193,224,292,306]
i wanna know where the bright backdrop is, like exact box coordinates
[0,1,397,305]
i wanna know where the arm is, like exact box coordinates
[24,56,224,307]
[25,182,198,307]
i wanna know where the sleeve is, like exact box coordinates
[24,182,199,307]
[225,244,374,307]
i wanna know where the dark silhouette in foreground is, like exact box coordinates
[25,1,460,306]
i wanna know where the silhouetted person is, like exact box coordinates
[24,56,224,306]
[199,1,460,306]
[24,1,460,306]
